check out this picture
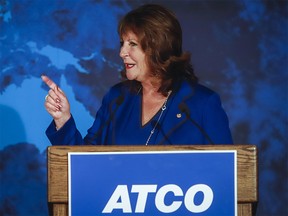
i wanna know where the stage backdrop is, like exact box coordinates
[0,0,287,215]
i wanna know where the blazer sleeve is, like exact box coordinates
[45,115,84,145]
[45,83,123,146]
[45,91,112,146]
[203,93,233,144]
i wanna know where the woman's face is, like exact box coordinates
[119,31,150,83]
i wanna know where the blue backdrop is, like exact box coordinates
[0,0,287,215]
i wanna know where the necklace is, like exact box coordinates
[145,91,172,145]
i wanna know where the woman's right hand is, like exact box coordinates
[41,75,71,130]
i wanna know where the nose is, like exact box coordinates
[120,46,129,58]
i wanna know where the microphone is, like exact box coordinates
[157,91,196,145]
[151,120,172,145]
[85,94,124,145]
[178,102,214,144]
[158,119,187,145]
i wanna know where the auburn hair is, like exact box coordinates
[118,4,198,95]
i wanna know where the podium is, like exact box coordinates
[47,145,258,215]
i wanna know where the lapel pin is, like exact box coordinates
[176,113,182,118]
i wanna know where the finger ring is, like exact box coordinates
[45,95,49,101]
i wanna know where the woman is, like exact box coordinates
[42,4,233,145]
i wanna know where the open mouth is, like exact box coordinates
[125,64,135,69]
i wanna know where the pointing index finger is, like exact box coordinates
[41,75,57,90]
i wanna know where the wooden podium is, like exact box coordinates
[47,145,258,215]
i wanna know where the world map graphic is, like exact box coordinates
[0,0,287,215]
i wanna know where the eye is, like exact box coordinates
[119,41,124,47]
[129,41,137,47]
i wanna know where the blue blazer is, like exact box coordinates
[46,81,233,145]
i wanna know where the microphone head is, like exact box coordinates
[178,102,190,115]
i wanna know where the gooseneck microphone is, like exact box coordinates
[85,94,124,145]
[151,120,173,145]
[178,102,214,144]
[158,119,188,145]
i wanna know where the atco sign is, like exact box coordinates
[68,150,237,215]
